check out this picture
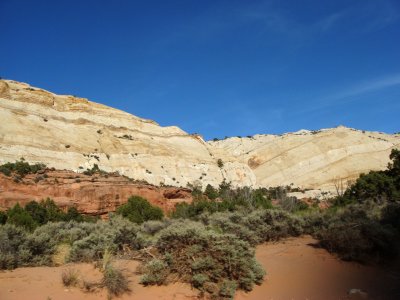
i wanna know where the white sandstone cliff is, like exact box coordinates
[1,79,399,193]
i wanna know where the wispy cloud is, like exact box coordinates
[335,74,400,99]
[316,11,348,32]
[238,0,399,42]
[314,1,399,34]
[293,74,400,115]
[357,0,400,32]
[152,0,399,51]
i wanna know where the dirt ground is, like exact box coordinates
[236,236,400,300]
[1,236,399,300]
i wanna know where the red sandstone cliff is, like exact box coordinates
[0,169,192,216]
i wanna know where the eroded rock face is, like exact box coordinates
[209,128,400,191]
[0,170,192,216]
[1,79,399,194]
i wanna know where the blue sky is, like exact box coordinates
[1,0,399,140]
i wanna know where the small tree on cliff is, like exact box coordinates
[217,159,224,168]
[205,184,219,200]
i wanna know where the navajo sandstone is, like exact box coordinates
[1,79,399,194]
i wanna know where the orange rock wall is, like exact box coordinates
[0,170,192,216]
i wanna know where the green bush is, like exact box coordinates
[25,201,48,225]
[69,215,145,262]
[19,228,56,266]
[315,204,398,263]
[191,273,209,288]
[140,220,265,297]
[0,215,148,270]
[172,185,274,220]
[39,198,65,222]
[334,149,400,206]
[217,159,224,168]
[219,280,237,298]
[0,222,58,269]
[0,224,27,269]
[4,199,93,230]
[83,164,106,176]
[381,202,400,231]
[141,220,169,235]
[341,172,399,204]
[204,184,219,200]
[312,149,400,263]
[0,211,7,224]
[204,209,303,246]
[140,259,169,285]
[116,196,163,224]
[6,203,37,231]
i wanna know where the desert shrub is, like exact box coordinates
[69,229,117,262]
[19,228,57,266]
[140,220,265,297]
[381,202,400,232]
[69,215,144,262]
[0,216,144,267]
[0,216,146,269]
[0,252,16,270]
[0,222,57,269]
[300,210,325,235]
[0,224,27,269]
[102,264,130,297]
[61,268,80,287]
[141,220,170,235]
[0,224,27,252]
[278,196,309,212]
[251,189,273,209]
[173,186,273,220]
[108,215,146,251]
[35,221,94,245]
[206,212,260,245]
[219,280,237,298]
[204,209,303,246]
[191,273,209,288]
[311,150,400,263]
[256,209,304,240]
[171,200,220,219]
[116,196,163,224]
[315,204,398,263]
[140,258,169,285]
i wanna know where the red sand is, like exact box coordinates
[236,236,400,300]
[1,236,399,300]
[0,260,197,300]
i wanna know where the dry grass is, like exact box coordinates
[52,243,71,266]
[81,279,99,293]
[61,268,79,287]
